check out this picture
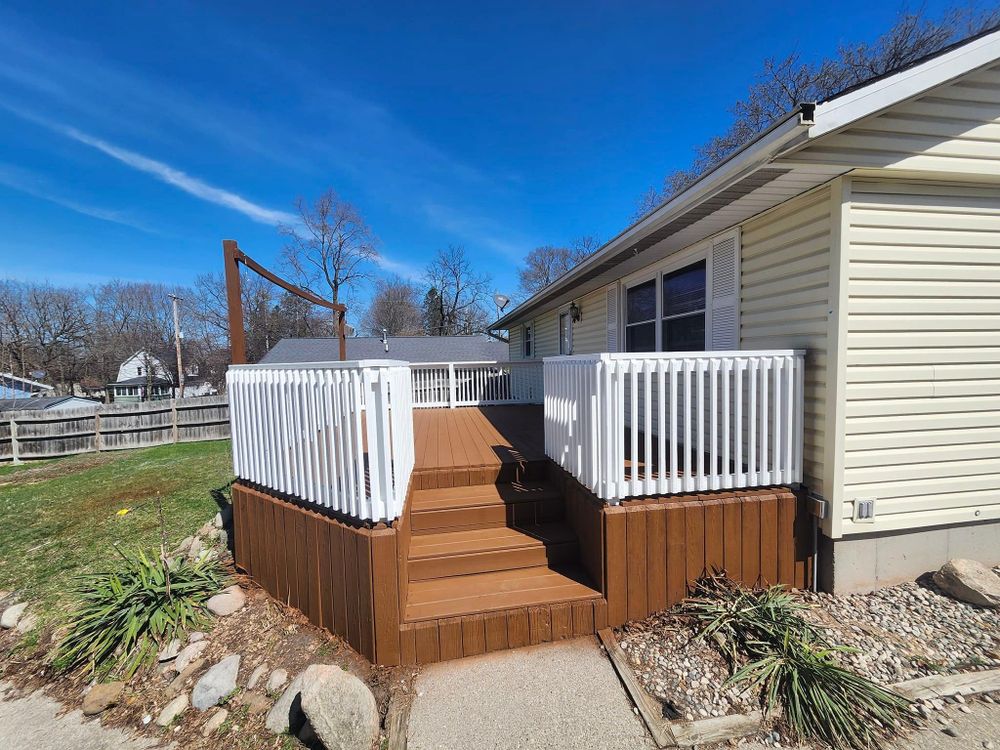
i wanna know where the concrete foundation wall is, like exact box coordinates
[818,518,1000,593]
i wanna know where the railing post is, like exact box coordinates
[448,363,457,408]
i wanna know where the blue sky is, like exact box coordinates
[0,0,961,310]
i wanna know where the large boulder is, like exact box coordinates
[192,654,240,710]
[299,664,379,750]
[933,559,1000,608]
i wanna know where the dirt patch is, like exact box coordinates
[1,571,411,749]
[0,452,120,487]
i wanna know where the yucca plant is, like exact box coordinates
[682,575,919,750]
[54,547,228,679]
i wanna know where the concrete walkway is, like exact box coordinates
[0,682,165,750]
[407,637,655,750]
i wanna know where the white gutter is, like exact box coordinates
[493,105,814,330]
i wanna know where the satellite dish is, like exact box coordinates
[493,293,510,312]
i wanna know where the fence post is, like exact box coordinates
[448,363,457,409]
[9,417,19,464]
[171,399,179,444]
[94,410,103,452]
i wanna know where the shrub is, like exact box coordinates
[682,575,919,750]
[55,548,228,678]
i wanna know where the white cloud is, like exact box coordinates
[421,201,531,260]
[375,252,424,282]
[57,126,297,226]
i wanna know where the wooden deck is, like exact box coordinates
[411,405,545,488]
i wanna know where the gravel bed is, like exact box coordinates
[616,574,1000,722]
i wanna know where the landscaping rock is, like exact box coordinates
[265,673,307,735]
[933,559,1000,608]
[202,708,228,737]
[175,536,195,555]
[187,537,203,560]
[158,638,182,662]
[207,585,246,617]
[82,682,125,716]
[0,602,27,629]
[242,691,271,715]
[266,668,288,694]
[166,658,206,700]
[15,612,38,633]
[213,512,224,528]
[247,663,268,690]
[188,631,206,643]
[175,640,209,673]
[299,664,379,750]
[192,654,240,710]
[156,693,189,726]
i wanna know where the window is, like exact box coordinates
[625,279,656,352]
[523,323,533,358]
[661,260,706,351]
[136,366,143,376]
[559,312,572,354]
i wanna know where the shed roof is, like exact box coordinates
[0,396,100,412]
[259,336,508,365]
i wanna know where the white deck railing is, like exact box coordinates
[227,360,414,522]
[544,351,805,502]
[410,360,543,408]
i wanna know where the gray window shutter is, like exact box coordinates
[710,233,739,350]
[606,285,619,352]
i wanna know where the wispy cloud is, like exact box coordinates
[375,253,424,282]
[421,201,533,260]
[60,127,297,226]
[0,162,157,233]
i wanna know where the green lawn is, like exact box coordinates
[0,441,234,615]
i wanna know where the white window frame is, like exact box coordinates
[620,240,711,353]
[523,322,534,359]
[558,309,573,355]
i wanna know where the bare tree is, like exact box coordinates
[362,277,424,335]
[424,246,492,335]
[278,189,378,308]
[635,6,1000,218]
[517,243,595,298]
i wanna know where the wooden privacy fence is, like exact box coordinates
[0,395,229,462]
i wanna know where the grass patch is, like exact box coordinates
[0,441,233,615]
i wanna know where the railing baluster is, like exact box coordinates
[657,360,666,496]
[669,359,679,494]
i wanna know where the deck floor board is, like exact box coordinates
[412,406,544,473]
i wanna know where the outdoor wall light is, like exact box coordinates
[569,301,582,322]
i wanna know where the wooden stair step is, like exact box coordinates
[408,523,579,581]
[410,481,563,533]
[403,564,601,622]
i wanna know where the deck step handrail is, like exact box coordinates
[410,360,543,408]
[543,351,805,502]
[227,360,414,522]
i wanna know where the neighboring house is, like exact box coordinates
[106,350,218,402]
[259,335,508,364]
[0,396,100,414]
[0,372,53,399]
[494,28,1000,592]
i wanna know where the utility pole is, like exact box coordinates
[168,294,186,398]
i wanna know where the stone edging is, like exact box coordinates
[598,627,1000,748]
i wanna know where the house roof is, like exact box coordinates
[259,336,509,365]
[107,376,173,387]
[494,26,1000,330]
[0,396,100,412]
[0,372,54,392]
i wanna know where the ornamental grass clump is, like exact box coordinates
[682,575,919,750]
[55,547,227,679]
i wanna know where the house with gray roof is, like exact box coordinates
[259,336,507,365]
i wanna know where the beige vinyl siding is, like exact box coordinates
[790,63,1000,176]
[570,286,611,354]
[740,186,834,500]
[508,326,523,361]
[841,179,1000,534]
[533,311,560,358]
